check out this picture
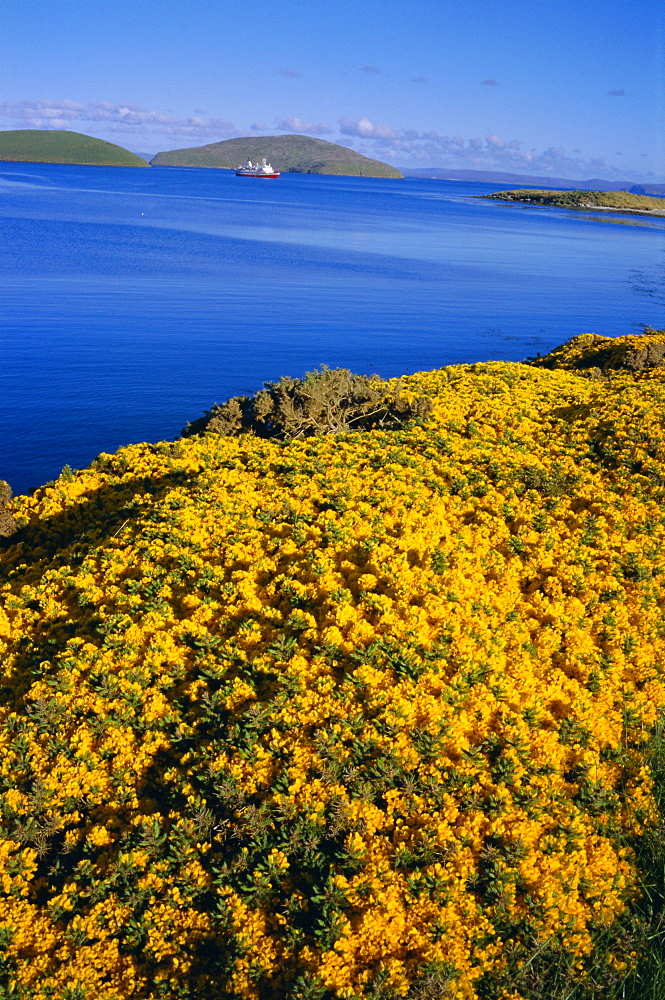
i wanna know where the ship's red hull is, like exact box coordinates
[235,171,280,178]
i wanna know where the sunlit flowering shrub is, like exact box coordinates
[531,327,665,374]
[1,332,665,999]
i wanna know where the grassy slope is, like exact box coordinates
[2,332,665,999]
[0,129,149,167]
[151,134,403,177]
[482,189,665,213]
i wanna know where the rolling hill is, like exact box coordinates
[0,129,149,167]
[150,134,403,177]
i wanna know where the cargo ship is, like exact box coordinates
[235,158,280,178]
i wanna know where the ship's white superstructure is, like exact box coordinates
[235,158,280,178]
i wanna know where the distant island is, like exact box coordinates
[401,167,665,195]
[0,129,149,167]
[481,188,665,216]
[630,183,665,196]
[150,134,403,178]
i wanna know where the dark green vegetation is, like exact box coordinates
[151,134,403,177]
[0,481,16,540]
[481,189,665,215]
[0,129,149,167]
[621,724,665,1000]
[181,366,432,439]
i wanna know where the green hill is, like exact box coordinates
[482,188,665,215]
[0,129,149,167]
[151,134,403,177]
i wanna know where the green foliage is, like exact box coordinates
[0,130,148,167]
[0,480,17,540]
[181,367,433,440]
[621,724,665,1000]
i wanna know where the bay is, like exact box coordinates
[1,161,664,495]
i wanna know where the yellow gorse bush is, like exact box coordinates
[1,338,665,999]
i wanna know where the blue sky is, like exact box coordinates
[1,0,663,181]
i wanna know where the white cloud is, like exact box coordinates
[332,115,650,181]
[339,116,399,142]
[2,97,656,181]
[0,99,236,140]
[275,117,334,135]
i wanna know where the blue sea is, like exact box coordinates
[1,161,664,496]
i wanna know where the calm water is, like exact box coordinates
[1,162,664,495]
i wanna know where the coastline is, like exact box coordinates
[480,188,665,218]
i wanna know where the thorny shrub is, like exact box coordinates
[1,332,665,999]
[181,367,433,440]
